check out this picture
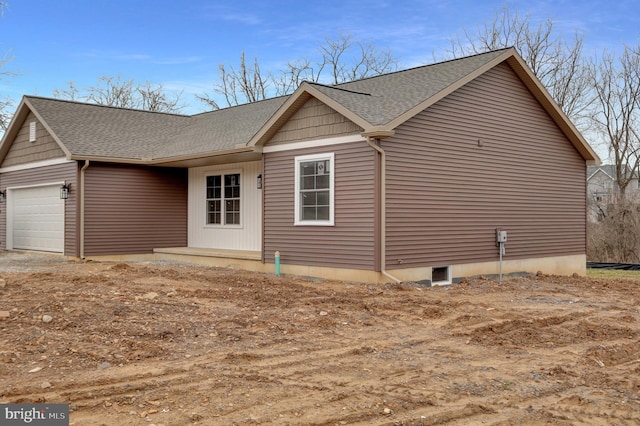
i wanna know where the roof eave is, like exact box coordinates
[69,146,257,166]
[150,146,256,164]
[361,128,396,139]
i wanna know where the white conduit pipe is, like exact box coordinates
[365,137,402,284]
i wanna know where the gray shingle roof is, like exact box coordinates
[158,96,288,159]
[26,97,191,160]
[22,49,511,161]
[309,48,509,126]
[25,95,288,160]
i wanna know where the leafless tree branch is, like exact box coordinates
[53,76,185,113]
[446,4,590,124]
[199,33,398,110]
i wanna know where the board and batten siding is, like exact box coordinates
[84,163,187,255]
[1,112,66,168]
[188,161,262,251]
[263,141,377,270]
[0,161,78,256]
[382,62,587,270]
[267,97,363,146]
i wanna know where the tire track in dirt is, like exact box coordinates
[2,257,640,424]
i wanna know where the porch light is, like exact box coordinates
[60,183,70,200]
[0,190,5,203]
[257,174,263,189]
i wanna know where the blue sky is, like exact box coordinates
[0,0,639,116]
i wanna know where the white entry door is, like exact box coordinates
[11,185,64,253]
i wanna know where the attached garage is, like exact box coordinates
[9,184,64,253]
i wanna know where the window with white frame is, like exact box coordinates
[294,153,334,225]
[206,173,240,225]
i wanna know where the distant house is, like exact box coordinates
[0,48,600,284]
[587,165,639,221]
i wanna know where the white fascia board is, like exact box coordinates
[0,158,74,173]
[262,134,366,153]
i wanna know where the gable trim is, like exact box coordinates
[262,134,366,153]
[0,97,72,166]
[588,168,614,181]
[248,84,371,148]
[0,157,75,173]
[22,98,73,159]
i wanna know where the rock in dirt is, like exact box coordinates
[142,292,159,300]
[28,367,42,373]
[41,381,51,389]
[42,315,53,323]
[0,278,6,288]
[0,311,10,320]
[97,362,112,370]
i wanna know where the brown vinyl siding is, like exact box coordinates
[267,97,363,145]
[84,164,187,255]
[0,161,78,255]
[383,62,586,269]
[1,112,66,167]
[263,141,376,269]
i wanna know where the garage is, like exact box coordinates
[10,185,64,253]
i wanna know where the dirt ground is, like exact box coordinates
[0,252,639,425]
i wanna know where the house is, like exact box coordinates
[587,165,639,221]
[0,48,600,284]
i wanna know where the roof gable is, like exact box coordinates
[1,110,66,168]
[265,96,363,146]
[0,98,69,166]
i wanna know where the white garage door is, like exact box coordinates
[12,185,64,253]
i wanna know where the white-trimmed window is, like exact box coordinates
[206,173,240,226]
[294,153,334,226]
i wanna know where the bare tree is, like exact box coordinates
[588,46,640,199]
[88,76,136,108]
[197,52,268,110]
[137,81,184,112]
[53,76,184,113]
[52,81,81,101]
[316,34,397,85]
[200,33,398,109]
[0,1,17,131]
[447,5,590,124]
[588,199,640,262]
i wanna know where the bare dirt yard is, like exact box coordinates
[1,252,639,425]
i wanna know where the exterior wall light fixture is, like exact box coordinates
[60,183,70,200]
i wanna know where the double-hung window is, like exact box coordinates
[206,173,240,226]
[294,153,334,226]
